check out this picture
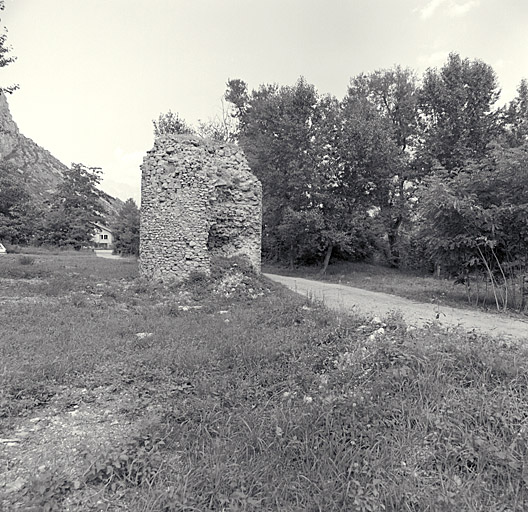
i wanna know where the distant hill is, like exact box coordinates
[0,92,122,219]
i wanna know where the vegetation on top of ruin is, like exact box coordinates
[152,110,193,138]
[153,102,238,144]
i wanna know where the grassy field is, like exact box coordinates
[265,260,528,316]
[2,252,528,511]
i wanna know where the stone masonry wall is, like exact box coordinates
[139,134,262,282]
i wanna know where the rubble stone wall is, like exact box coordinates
[140,134,262,282]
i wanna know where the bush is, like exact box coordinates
[18,255,35,265]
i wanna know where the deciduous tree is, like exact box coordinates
[501,79,528,147]
[42,163,106,248]
[111,198,140,256]
[0,162,43,244]
[226,77,395,270]
[226,77,320,265]
[344,71,417,265]
[418,144,528,310]
[418,53,501,173]
[0,0,17,93]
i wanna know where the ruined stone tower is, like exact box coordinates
[139,134,262,282]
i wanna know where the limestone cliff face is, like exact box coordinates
[0,92,67,201]
[0,92,19,157]
[0,93,121,215]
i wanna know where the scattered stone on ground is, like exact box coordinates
[0,385,138,511]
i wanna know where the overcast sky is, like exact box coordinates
[2,0,527,203]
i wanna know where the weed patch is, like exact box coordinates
[17,255,35,266]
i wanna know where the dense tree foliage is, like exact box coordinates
[0,164,27,218]
[418,53,500,173]
[225,74,414,269]
[345,67,420,265]
[418,144,528,310]
[219,53,528,300]
[111,198,140,256]
[410,55,528,310]
[40,163,106,249]
[0,163,43,244]
[0,0,17,93]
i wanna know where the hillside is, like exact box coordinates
[0,92,122,218]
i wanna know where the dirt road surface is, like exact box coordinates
[94,249,123,260]
[265,273,528,342]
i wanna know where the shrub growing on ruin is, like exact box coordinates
[153,110,193,137]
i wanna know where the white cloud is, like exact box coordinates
[448,0,479,17]
[418,50,450,68]
[418,0,479,19]
[420,0,447,19]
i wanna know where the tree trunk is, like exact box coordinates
[520,273,527,312]
[319,244,333,275]
[387,214,403,268]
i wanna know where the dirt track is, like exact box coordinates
[94,249,123,260]
[265,273,528,342]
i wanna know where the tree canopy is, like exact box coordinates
[418,53,500,173]
[219,52,527,290]
[0,0,18,93]
[40,163,106,249]
[111,198,140,256]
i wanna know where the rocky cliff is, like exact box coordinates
[0,93,121,216]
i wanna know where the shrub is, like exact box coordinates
[18,255,35,265]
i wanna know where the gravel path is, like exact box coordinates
[94,249,122,260]
[265,273,528,342]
